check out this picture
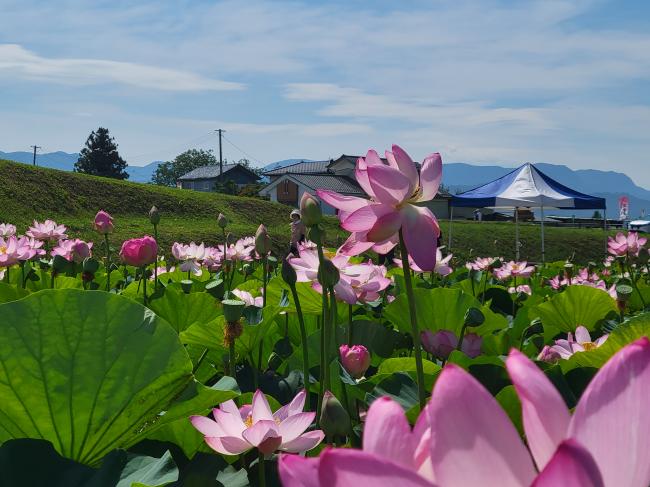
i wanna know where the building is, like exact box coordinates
[258,155,454,217]
[177,163,260,191]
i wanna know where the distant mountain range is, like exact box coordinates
[0,151,162,183]
[1,150,648,217]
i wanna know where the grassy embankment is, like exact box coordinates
[0,159,614,264]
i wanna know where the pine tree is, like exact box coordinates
[75,127,129,179]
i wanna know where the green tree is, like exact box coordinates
[592,210,603,219]
[74,127,128,179]
[151,149,219,187]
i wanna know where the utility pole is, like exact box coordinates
[30,145,41,166]
[215,129,225,178]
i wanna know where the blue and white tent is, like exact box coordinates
[450,163,606,209]
[449,163,607,262]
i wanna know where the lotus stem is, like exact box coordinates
[104,233,111,292]
[398,228,427,410]
[289,283,310,408]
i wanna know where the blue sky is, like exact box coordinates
[1,0,650,185]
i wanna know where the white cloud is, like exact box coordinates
[0,44,243,91]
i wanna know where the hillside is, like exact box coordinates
[0,159,617,264]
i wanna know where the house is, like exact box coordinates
[258,155,455,218]
[177,163,260,191]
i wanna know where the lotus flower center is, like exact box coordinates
[244,414,253,428]
[0,246,6,254]
[582,342,597,351]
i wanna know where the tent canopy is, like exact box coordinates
[450,163,606,210]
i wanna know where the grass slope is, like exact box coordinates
[0,160,614,264]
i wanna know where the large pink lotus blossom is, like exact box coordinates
[608,231,647,257]
[317,145,442,271]
[281,339,650,487]
[190,389,323,457]
[26,219,68,242]
[0,223,16,237]
[120,236,158,267]
[545,326,609,360]
[0,236,40,267]
[51,239,93,263]
[232,288,264,307]
[172,241,206,276]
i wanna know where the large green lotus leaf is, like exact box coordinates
[534,285,617,334]
[559,312,650,372]
[148,289,222,333]
[0,289,194,466]
[384,288,508,336]
[0,282,29,304]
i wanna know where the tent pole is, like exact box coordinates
[515,207,520,261]
[448,207,454,250]
[603,208,608,256]
[540,204,546,265]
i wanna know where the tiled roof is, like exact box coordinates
[178,164,239,180]
[264,160,330,175]
[289,174,364,195]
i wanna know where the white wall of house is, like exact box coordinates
[259,178,337,215]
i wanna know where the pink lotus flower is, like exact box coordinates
[466,256,501,272]
[93,210,114,234]
[339,261,391,304]
[150,265,174,280]
[549,326,609,360]
[420,329,482,359]
[172,241,206,276]
[318,145,442,271]
[16,236,45,261]
[420,330,457,360]
[495,261,535,280]
[0,223,16,237]
[0,236,39,267]
[508,284,532,295]
[339,344,371,379]
[395,248,453,276]
[280,339,650,486]
[608,231,647,257]
[190,389,323,457]
[537,345,562,363]
[232,289,264,307]
[51,239,93,263]
[26,219,67,242]
[119,236,158,267]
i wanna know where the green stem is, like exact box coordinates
[223,229,229,293]
[290,284,310,406]
[142,267,148,306]
[104,234,111,292]
[628,263,647,309]
[398,229,427,410]
[480,271,488,305]
[153,224,158,291]
[229,340,236,377]
[4,267,9,283]
[258,452,266,487]
[457,322,469,353]
[262,256,268,308]
[20,262,26,289]
[347,304,353,345]
[251,353,259,389]
[193,348,208,374]
[314,229,330,421]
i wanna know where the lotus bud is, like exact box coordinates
[281,258,297,286]
[463,307,485,327]
[149,206,160,225]
[461,333,483,358]
[537,345,561,363]
[319,391,351,437]
[339,344,370,379]
[255,224,272,256]
[300,192,322,226]
[317,258,340,287]
[217,212,228,229]
[93,210,114,234]
[420,329,458,360]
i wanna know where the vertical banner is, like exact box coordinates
[618,196,629,220]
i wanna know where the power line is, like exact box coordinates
[127,130,217,163]
[221,134,264,166]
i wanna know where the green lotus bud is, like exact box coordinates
[464,307,485,327]
[149,206,160,225]
[300,192,322,226]
[319,391,351,437]
[281,258,297,286]
[217,213,228,229]
[180,279,193,294]
[255,224,272,255]
[317,258,340,288]
[222,299,245,323]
